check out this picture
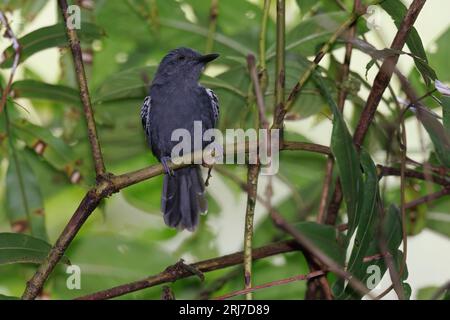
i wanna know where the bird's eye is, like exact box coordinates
[178,56,186,61]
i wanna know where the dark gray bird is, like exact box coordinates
[140,47,219,231]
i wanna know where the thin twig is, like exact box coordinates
[57,0,106,177]
[404,188,450,210]
[215,270,326,300]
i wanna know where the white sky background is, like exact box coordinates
[1,0,449,300]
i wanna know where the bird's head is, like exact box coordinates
[153,47,219,84]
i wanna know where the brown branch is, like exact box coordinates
[325,0,428,225]
[58,0,106,177]
[215,270,326,300]
[404,188,450,210]
[377,165,450,187]
[0,11,21,115]
[75,240,302,300]
[353,0,426,148]
[22,181,110,299]
[281,141,331,155]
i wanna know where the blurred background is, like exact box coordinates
[0,0,449,299]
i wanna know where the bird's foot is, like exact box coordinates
[161,156,175,176]
[165,259,204,282]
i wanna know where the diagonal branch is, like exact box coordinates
[58,0,106,177]
[215,270,326,300]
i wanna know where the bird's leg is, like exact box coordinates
[165,259,204,281]
[161,156,175,176]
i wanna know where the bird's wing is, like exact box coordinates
[140,95,152,148]
[205,88,219,126]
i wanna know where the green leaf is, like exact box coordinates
[0,232,69,266]
[5,146,48,241]
[12,80,81,107]
[12,120,84,182]
[381,0,437,85]
[0,22,106,68]
[294,221,345,266]
[335,150,380,297]
[313,71,363,239]
[341,204,404,299]
[0,294,20,300]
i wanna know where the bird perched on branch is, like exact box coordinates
[140,47,220,231]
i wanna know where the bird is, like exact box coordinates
[140,47,220,231]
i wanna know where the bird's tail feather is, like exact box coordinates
[162,166,207,231]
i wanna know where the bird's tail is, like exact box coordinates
[161,166,207,231]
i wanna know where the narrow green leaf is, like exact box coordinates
[0,22,106,68]
[12,80,81,107]
[341,204,404,299]
[0,232,69,266]
[6,147,48,241]
[294,221,345,265]
[313,71,363,239]
[335,150,380,298]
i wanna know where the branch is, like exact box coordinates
[404,188,450,210]
[377,165,450,187]
[76,240,302,300]
[0,11,21,115]
[57,0,106,177]
[215,270,325,300]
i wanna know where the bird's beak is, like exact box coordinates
[197,53,220,64]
